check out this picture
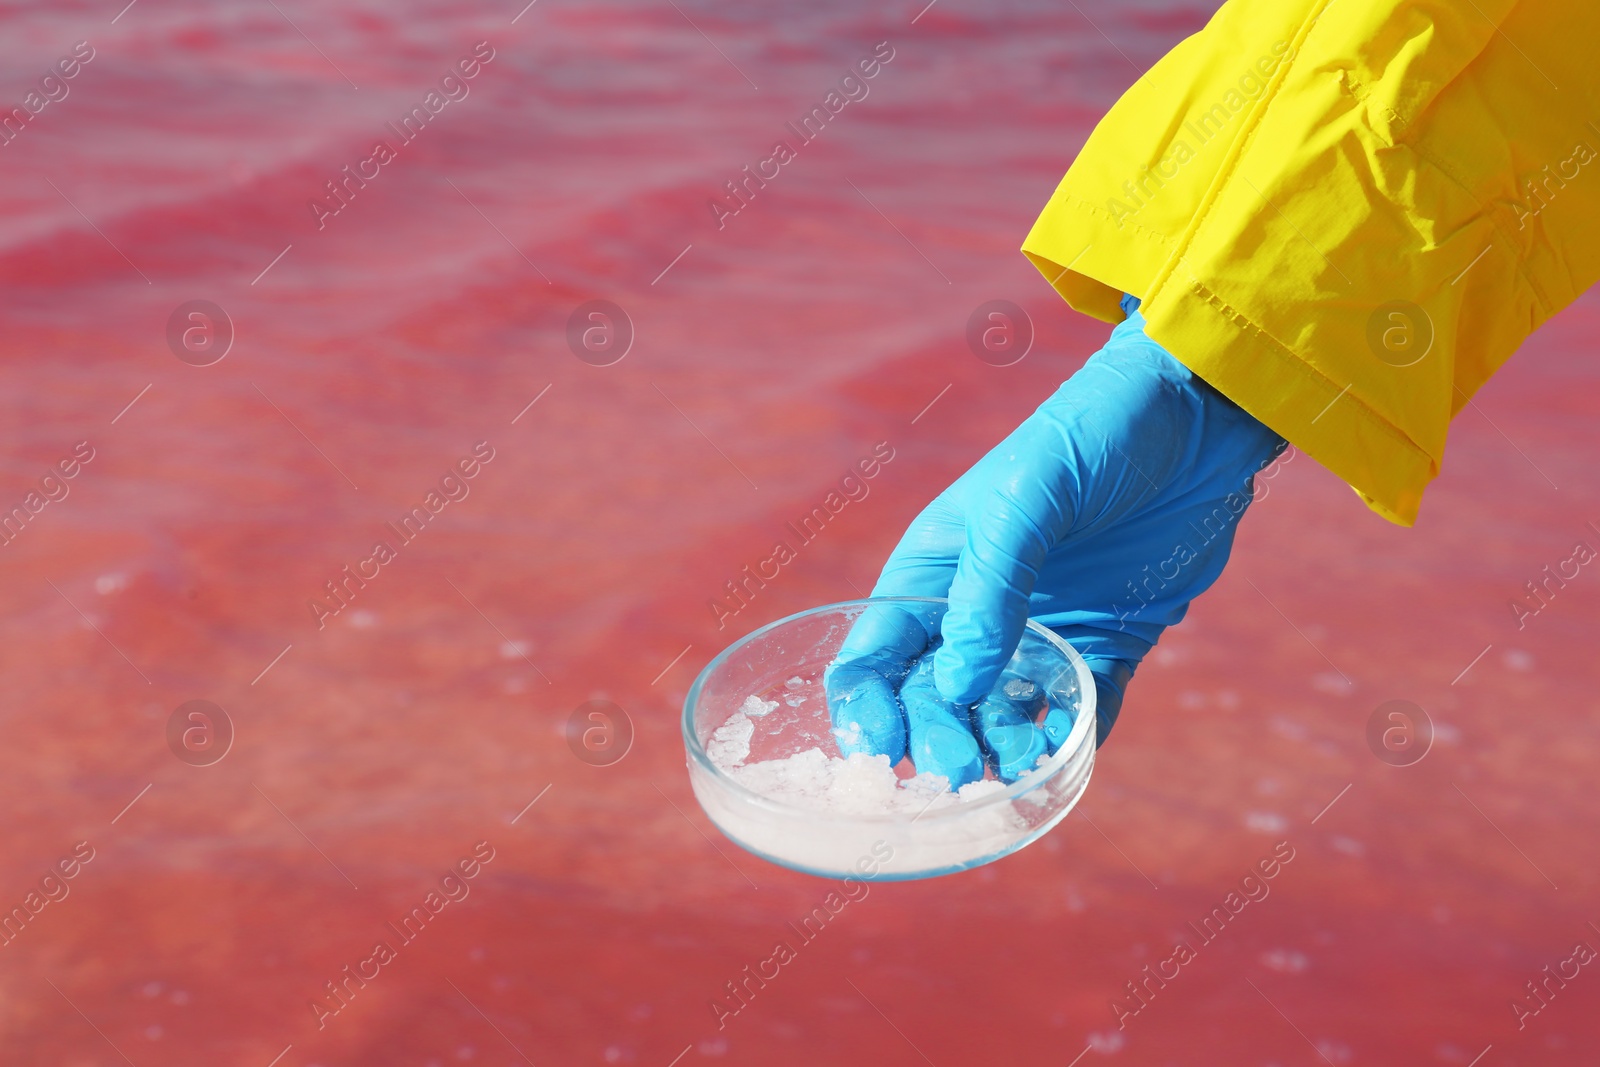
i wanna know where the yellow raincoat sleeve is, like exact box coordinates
[1022,0,1600,525]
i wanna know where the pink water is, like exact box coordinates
[2,1,1599,1064]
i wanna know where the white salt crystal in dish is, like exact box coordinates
[1003,678,1038,700]
[721,747,964,818]
[956,779,1010,802]
[712,706,1040,816]
[706,712,754,765]
[740,694,779,717]
[697,725,1057,875]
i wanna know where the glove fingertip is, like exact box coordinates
[910,723,984,791]
[979,722,1048,782]
[826,667,909,764]
[1041,706,1074,754]
[931,642,999,706]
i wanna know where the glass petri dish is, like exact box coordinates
[682,597,1096,880]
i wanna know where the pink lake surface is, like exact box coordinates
[1,1,1599,1064]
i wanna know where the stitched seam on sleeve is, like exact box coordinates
[1041,190,1176,254]
[1182,276,1435,463]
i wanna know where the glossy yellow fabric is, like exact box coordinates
[1022,0,1600,524]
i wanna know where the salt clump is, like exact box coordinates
[706,712,754,765]
[725,747,976,816]
[741,694,779,717]
[713,713,1024,818]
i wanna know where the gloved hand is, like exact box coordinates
[826,296,1286,789]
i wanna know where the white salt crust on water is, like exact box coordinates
[698,707,1058,876]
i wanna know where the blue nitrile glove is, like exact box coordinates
[826,296,1285,788]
